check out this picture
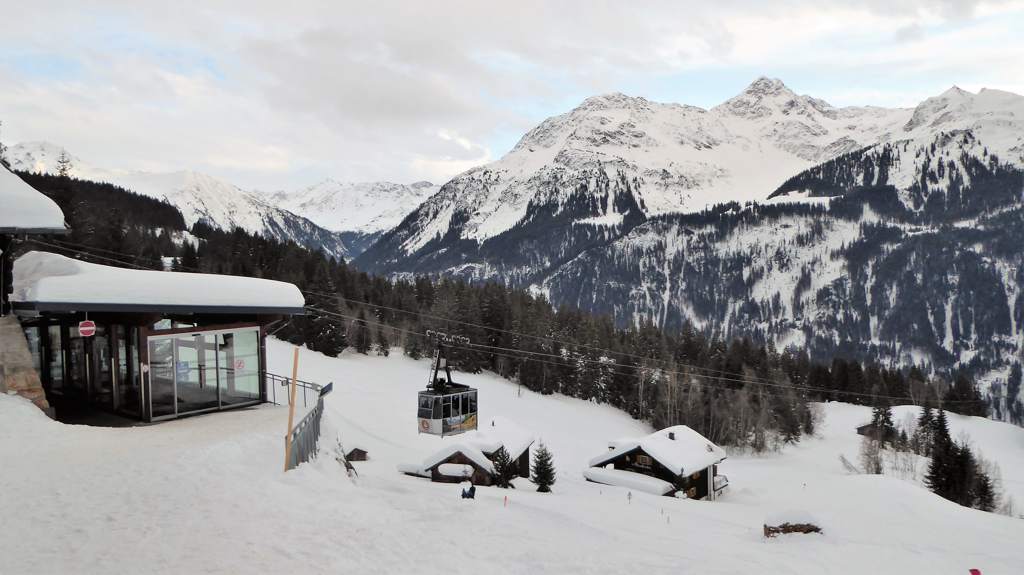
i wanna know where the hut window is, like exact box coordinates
[635,454,652,469]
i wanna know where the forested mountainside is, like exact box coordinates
[540,135,1024,419]
[9,170,992,445]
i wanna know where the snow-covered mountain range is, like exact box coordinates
[265,179,439,254]
[356,79,1024,405]
[7,142,423,259]
[357,78,916,264]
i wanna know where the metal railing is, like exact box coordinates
[266,371,322,408]
[286,395,324,471]
[266,371,334,472]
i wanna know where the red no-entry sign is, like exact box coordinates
[78,320,96,337]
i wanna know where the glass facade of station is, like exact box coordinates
[21,318,265,422]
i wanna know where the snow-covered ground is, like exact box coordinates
[2,339,1023,574]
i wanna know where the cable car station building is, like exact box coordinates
[1,166,305,423]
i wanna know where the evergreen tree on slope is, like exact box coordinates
[531,442,556,493]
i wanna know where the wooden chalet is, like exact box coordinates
[400,417,535,485]
[585,426,729,500]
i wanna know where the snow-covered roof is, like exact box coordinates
[582,468,676,496]
[461,416,535,460]
[421,443,495,475]
[589,425,726,477]
[0,166,66,233]
[12,251,305,314]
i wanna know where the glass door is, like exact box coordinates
[174,334,218,413]
[149,338,176,418]
[67,326,89,399]
[146,327,262,420]
[115,326,141,416]
[90,325,114,410]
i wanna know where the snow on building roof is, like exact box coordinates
[583,468,676,496]
[12,250,305,314]
[589,425,727,477]
[0,166,66,233]
[421,443,495,475]
[462,416,535,460]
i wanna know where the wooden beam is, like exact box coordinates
[283,347,300,472]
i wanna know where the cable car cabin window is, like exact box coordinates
[443,397,452,419]
[418,396,432,418]
[452,394,461,417]
[433,397,441,419]
[468,392,477,413]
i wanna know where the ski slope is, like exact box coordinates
[1,339,1023,574]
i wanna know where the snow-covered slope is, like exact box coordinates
[267,179,439,235]
[2,340,1022,574]
[7,142,353,259]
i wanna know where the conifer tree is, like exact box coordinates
[913,405,934,456]
[925,408,955,500]
[491,446,515,488]
[869,404,896,445]
[56,148,73,178]
[944,373,987,417]
[353,310,371,355]
[974,468,996,512]
[374,326,390,357]
[531,442,556,493]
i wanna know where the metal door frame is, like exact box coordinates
[146,326,262,422]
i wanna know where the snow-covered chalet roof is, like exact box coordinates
[0,166,67,233]
[589,425,726,477]
[12,250,305,314]
[461,416,535,459]
[421,443,495,474]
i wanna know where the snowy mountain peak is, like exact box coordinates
[269,179,440,235]
[742,76,792,97]
[902,86,1024,158]
[717,77,827,120]
[576,92,652,112]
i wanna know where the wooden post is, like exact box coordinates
[283,347,300,472]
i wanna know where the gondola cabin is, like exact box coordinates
[417,343,478,436]
[417,384,478,436]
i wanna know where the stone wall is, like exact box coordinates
[0,314,51,415]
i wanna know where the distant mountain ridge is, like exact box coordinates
[7,142,417,259]
[264,178,440,255]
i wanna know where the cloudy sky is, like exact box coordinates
[1,0,1022,190]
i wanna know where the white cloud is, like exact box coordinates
[0,0,1022,189]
